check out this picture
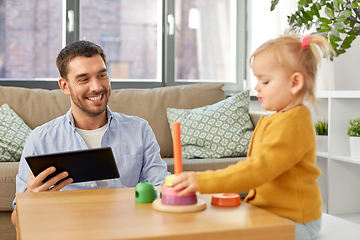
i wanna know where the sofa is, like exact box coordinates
[0,83,261,240]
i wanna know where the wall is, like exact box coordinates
[333,37,360,90]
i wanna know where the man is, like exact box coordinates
[11,40,169,226]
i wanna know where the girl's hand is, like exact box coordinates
[172,171,198,196]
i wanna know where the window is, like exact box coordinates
[0,0,247,93]
[0,0,62,79]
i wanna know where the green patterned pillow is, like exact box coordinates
[166,90,254,159]
[0,104,32,162]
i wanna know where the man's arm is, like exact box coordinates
[139,122,170,185]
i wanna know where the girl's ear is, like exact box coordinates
[58,78,71,96]
[290,72,304,95]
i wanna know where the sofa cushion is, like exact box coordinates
[166,90,254,159]
[108,83,226,157]
[0,104,32,162]
[0,162,18,211]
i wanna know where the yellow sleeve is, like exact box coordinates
[196,116,311,193]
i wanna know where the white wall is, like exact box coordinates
[333,37,360,90]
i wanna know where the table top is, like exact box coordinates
[16,187,294,240]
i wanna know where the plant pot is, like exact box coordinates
[316,135,328,152]
[349,137,360,158]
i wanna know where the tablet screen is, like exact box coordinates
[25,147,120,184]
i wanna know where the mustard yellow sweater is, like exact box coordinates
[196,106,322,223]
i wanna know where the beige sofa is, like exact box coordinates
[0,83,261,240]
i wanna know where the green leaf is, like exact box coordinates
[320,23,331,30]
[325,6,335,18]
[326,2,334,11]
[346,2,359,9]
[320,0,327,5]
[302,10,313,21]
[315,2,322,10]
[330,34,342,42]
[331,27,340,36]
[339,10,353,18]
[334,0,340,12]
[337,49,346,55]
[337,28,347,33]
[337,0,345,4]
[270,0,280,11]
[334,21,344,31]
[319,17,332,24]
[330,41,339,49]
[341,42,351,49]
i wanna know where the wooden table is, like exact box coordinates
[16,187,294,240]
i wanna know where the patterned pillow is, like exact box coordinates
[0,104,32,162]
[166,90,254,159]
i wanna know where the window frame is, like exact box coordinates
[0,0,247,93]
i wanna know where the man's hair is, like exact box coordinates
[56,40,107,79]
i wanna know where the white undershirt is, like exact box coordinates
[75,123,109,189]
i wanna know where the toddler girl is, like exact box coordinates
[172,32,335,240]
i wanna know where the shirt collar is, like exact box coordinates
[65,106,114,129]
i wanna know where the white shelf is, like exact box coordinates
[317,90,360,98]
[316,152,328,158]
[330,155,360,165]
[313,91,360,224]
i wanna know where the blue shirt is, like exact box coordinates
[13,107,169,208]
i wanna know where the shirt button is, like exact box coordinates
[91,184,95,188]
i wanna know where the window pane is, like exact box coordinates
[175,0,235,82]
[0,0,62,79]
[80,0,160,81]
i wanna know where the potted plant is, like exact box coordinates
[347,117,360,157]
[314,119,328,152]
[271,0,360,58]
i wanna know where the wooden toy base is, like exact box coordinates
[152,198,206,213]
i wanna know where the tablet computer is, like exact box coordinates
[25,147,120,184]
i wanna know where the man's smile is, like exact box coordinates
[86,94,103,102]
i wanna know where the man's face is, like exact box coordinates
[61,54,111,117]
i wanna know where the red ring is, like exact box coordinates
[211,193,241,207]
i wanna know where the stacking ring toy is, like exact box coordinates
[211,193,241,207]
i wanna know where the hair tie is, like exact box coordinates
[302,35,311,49]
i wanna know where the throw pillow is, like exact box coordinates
[166,90,254,159]
[0,104,32,162]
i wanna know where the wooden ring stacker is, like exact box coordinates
[152,122,206,213]
[211,193,241,207]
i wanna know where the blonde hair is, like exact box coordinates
[249,32,335,106]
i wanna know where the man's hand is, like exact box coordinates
[26,167,73,193]
[172,171,198,196]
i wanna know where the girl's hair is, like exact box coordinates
[249,31,335,105]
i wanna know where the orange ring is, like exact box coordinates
[211,193,241,207]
